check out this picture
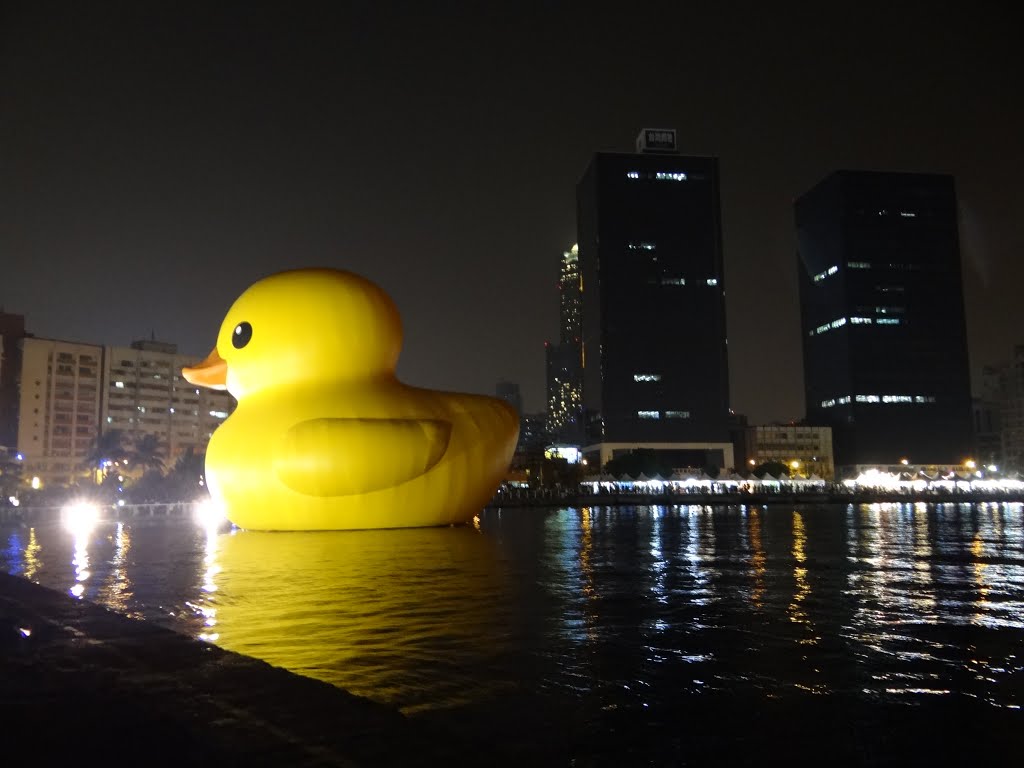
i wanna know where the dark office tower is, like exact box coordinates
[0,312,27,451]
[545,245,584,442]
[495,379,523,417]
[795,170,973,470]
[576,129,732,470]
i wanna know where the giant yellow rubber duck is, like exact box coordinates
[182,268,518,531]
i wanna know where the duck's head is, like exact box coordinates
[182,268,403,399]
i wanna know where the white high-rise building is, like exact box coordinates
[102,339,235,468]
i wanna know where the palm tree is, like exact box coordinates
[82,429,131,473]
[166,447,206,499]
[131,433,166,475]
[0,451,23,501]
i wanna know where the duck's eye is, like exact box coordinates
[232,322,253,349]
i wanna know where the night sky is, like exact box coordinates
[2,2,1020,423]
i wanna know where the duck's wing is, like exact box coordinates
[273,417,451,496]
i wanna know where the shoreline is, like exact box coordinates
[487,490,1024,509]
[2,491,1022,525]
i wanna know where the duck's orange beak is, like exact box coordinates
[182,348,228,390]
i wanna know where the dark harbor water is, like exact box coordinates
[3,502,1023,764]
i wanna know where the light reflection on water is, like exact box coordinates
[1,502,1022,716]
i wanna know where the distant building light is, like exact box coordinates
[655,171,687,181]
[627,242,656,251]
[637,410,660,419]
[633,374,662,382]
[850,317,873,324]
[876,318,901,325]
[544,445,581,464]
[706,278,719,286]
[209,410,229,419]
[900,211,917,218]
[661,277,686,286]
[848,261,870,269]
[626,171,640,179]
[114,381,125,389]
[665,410,690,419]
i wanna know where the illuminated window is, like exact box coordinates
[655,171,687,181]
[812,317,847,335]
[848,261,870,269]
[882,395,912,403]
[637,410,660,419]
[633,374,662,382]
[627,242,656,251]
[706,278,718,286]
[900,211,916,218]
[812,265,839,282]
[821,398,836,408]
[661,277,686,286]
[665,411,690,419]
[850,317,872,324]
[626,171,640,179]
[855,395,880,403]
[876,318,901,325]
[209,410,229,419]
[114,381,125,388]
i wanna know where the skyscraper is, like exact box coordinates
[795,170,973,470]
[545,244,583,442]
[575,129,733,471]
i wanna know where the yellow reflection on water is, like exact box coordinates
[207,525,507,714]
[193,525,222,642]
[580,507,595,600]
[788,512,817,645]
[98,522,133,615]
[23,527,41,581]
[748,509,765,609]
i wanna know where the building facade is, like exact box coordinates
[796,170,973,471]
[576,131,732,471]
[744,424,834,480]
[102,339,235,471]
[16,337,104,486]
[545,244,584,442]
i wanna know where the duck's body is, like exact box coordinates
[183,268,518,531]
